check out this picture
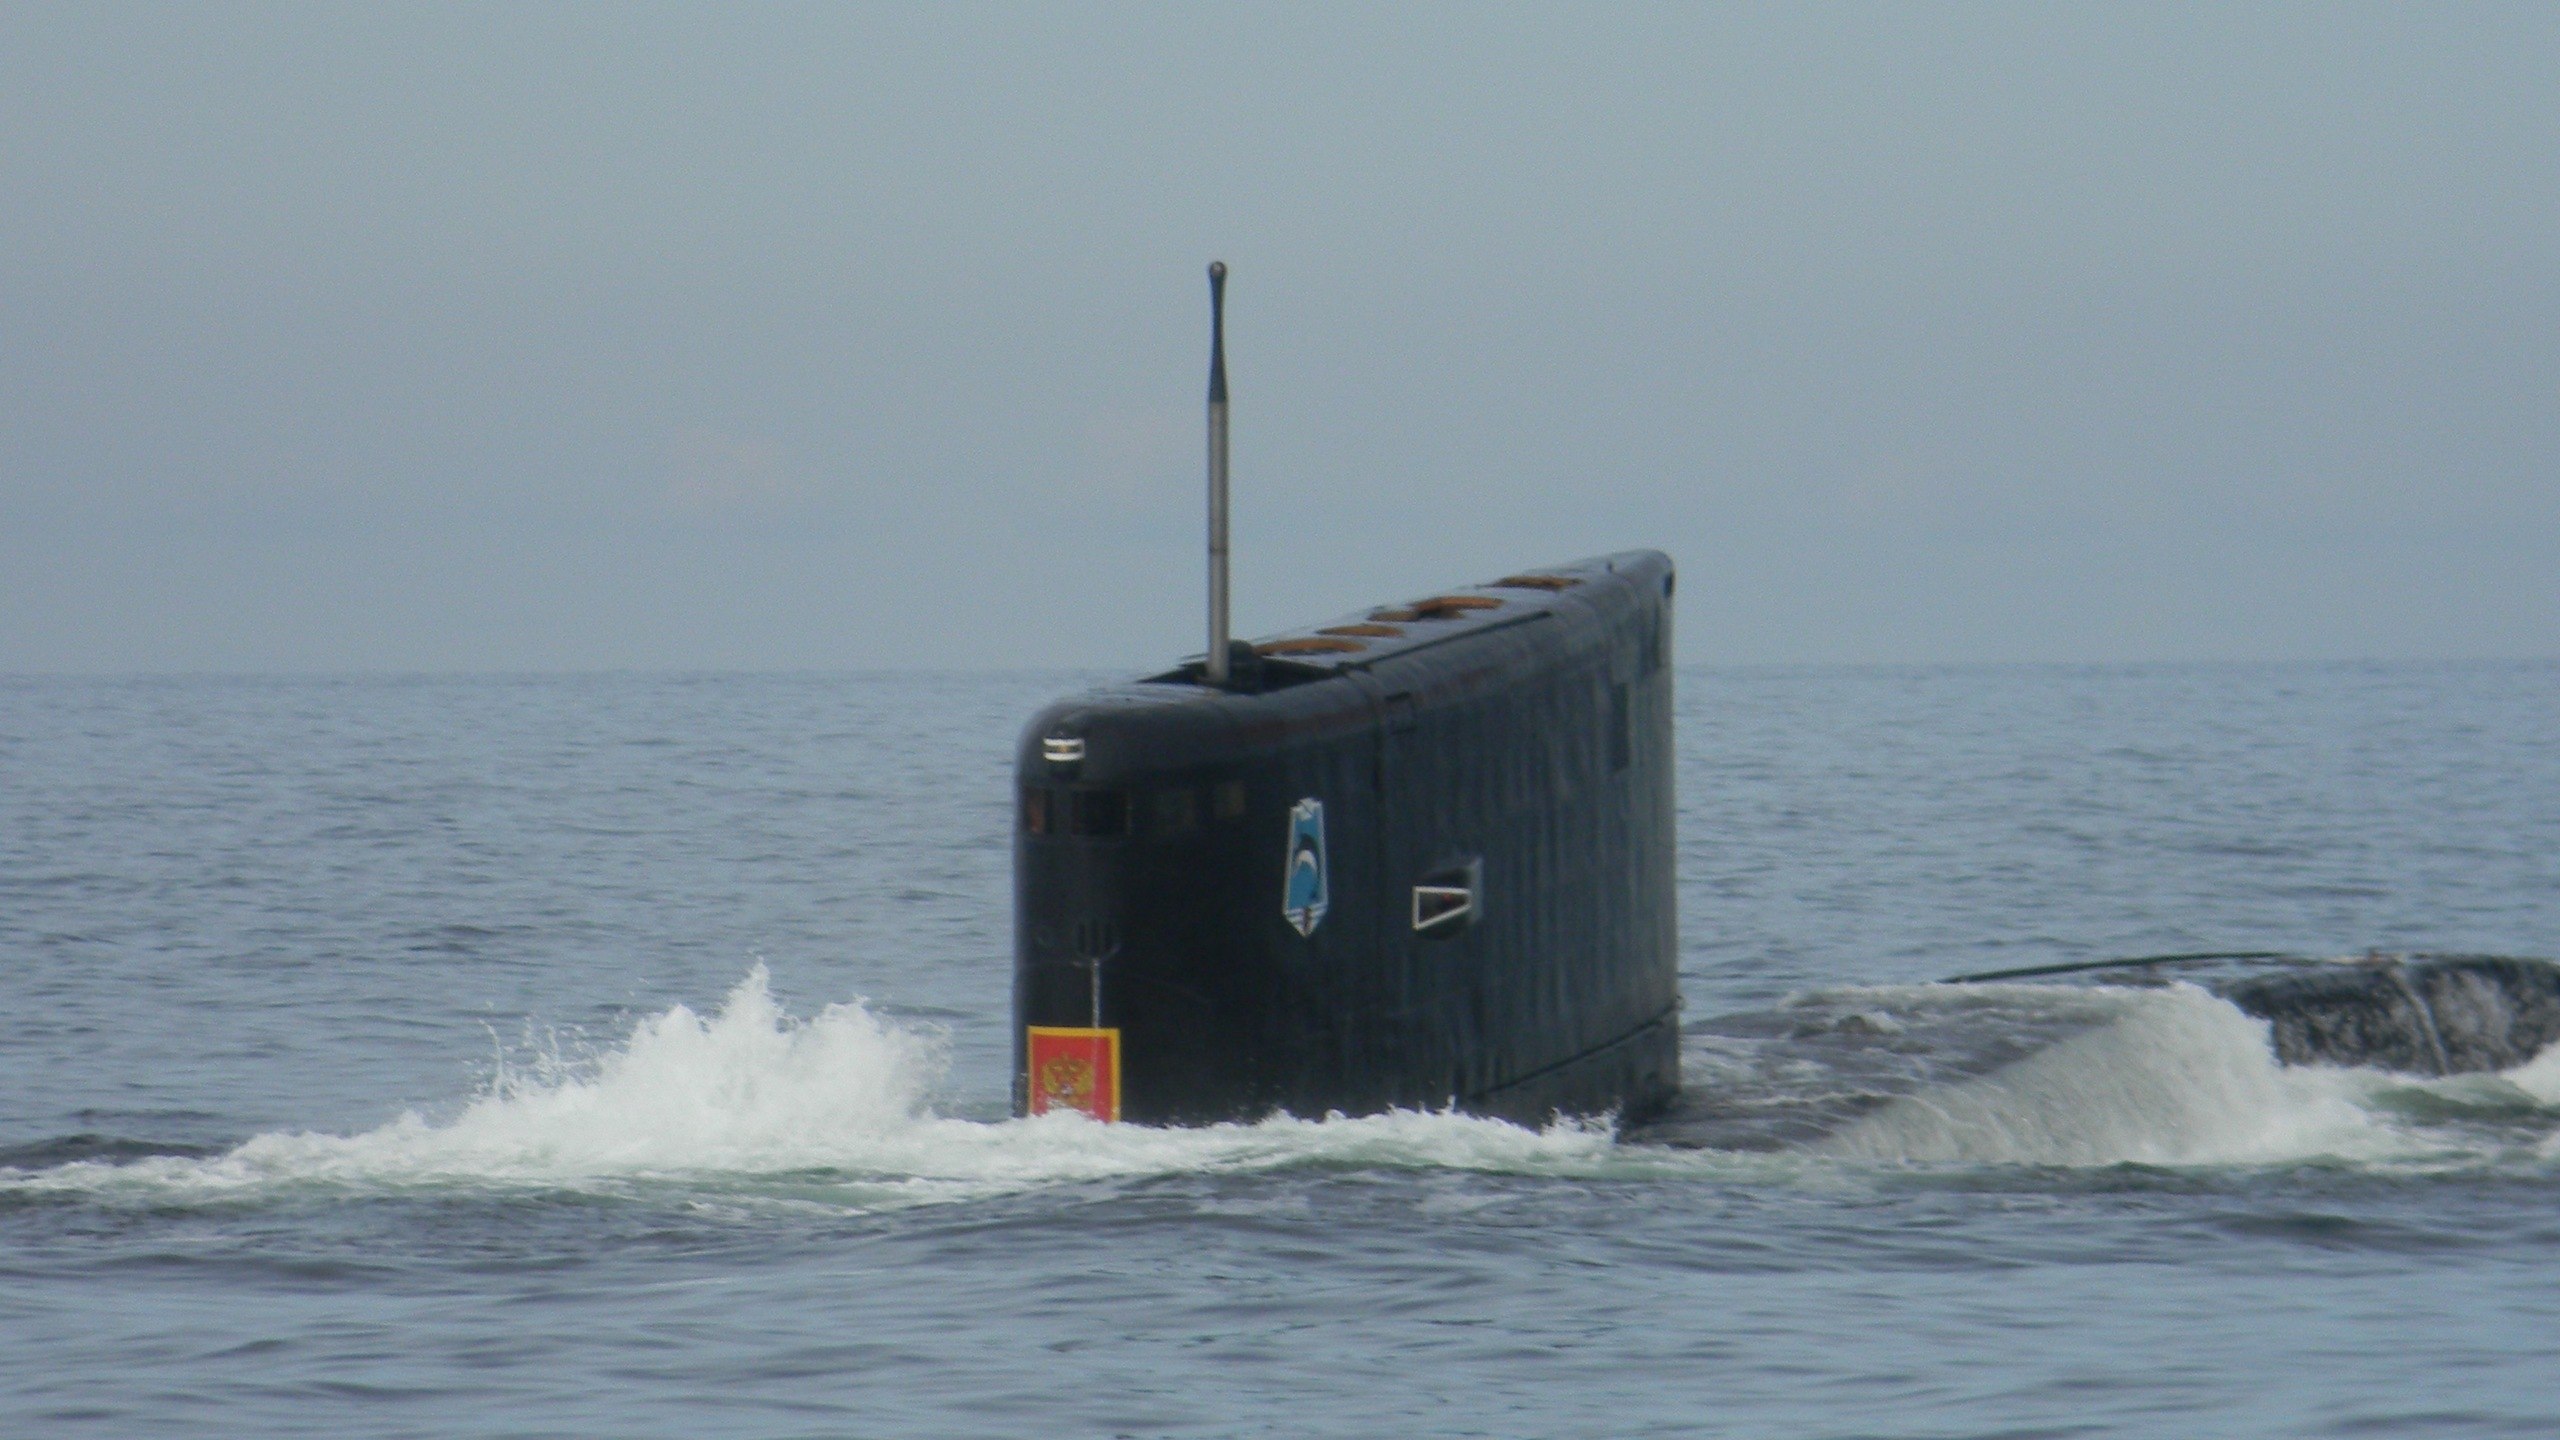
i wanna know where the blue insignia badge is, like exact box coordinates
[1283,798,1328,937]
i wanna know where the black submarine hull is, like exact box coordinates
[2109,952,2560,1077]
[1638,953,2560,1151]
[1013,551,1680,1126]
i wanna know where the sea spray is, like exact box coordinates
[12,973,2560,1211]
[2,967,1632,1207]
[1820,984,2475,1167]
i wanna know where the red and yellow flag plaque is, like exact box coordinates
[1026,1026,1121,1122]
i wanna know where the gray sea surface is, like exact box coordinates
[3,662,2557,1437]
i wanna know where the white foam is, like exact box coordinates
[2504,1041,2560,1107]
[1819,984,2442,1167]
[14,969,2559,1208]
[10,966,1633,1208]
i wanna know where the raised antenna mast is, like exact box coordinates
[1205,260,1231,687]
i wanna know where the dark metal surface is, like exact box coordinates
[2219,955,2560,1075]
[1637,954,2560,1151]
[1949,950,2560,1077]
[1014,551,1681,1125]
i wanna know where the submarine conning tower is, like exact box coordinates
[1012,550,1681,1126]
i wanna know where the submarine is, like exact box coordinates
[1012,263,2560,1132]
[1648,950,2560,1151]
[1013,263,1678,1126]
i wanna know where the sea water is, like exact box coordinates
[2,663,2556,1437]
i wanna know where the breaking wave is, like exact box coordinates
[1818,984,2394,1165]
[0,967,1630,1210]
[1802,981,2560,1169]
[9,970,2560,1212]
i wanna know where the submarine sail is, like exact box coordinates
[1012,266,1681,1126]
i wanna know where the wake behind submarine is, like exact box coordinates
[1010,263,2560,1132]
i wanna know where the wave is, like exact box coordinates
[1815,984,2391,1165]
[0,967,1631,1210]
[1799,981,2560,1168]
[8,969,2558,1211]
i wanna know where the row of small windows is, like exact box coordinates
[1022,781,1249,838]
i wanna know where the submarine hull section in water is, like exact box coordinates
[1013,551,1680,1127]
[1636,953,2560,1151]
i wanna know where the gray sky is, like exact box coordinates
[4,3,2554,671]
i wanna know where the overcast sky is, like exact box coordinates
[3,3,2554,671]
